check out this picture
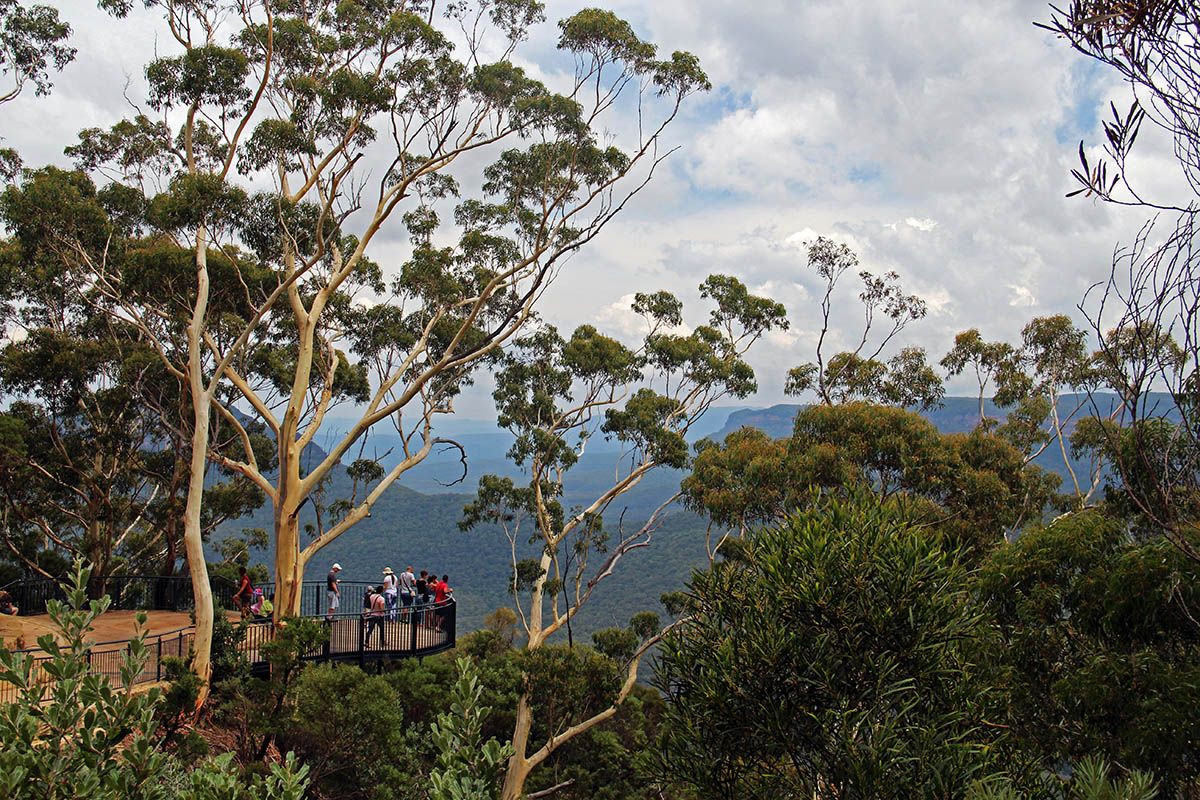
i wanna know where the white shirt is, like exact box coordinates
[383,574,397,594]
[398,570,416,593]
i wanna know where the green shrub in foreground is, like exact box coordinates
[0,563,309,799]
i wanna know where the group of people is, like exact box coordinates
[230,566,273,620]
[326,564,454,645]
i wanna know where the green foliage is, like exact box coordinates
[684,401,1054,559]
[0,0,74,102]
[279,663,424,800]
[786,237,934,409]
[374,632,665,800]
[655,493,995,798]
[429,658,515,800]
[975,511,1200,794]
[0,563,310,799]
[212,617,328,763]
[969,757,1158,800]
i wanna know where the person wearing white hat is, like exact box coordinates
[326,563,342,620]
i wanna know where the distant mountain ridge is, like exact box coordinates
[221,395,1166,637]
[712,394,1145,441]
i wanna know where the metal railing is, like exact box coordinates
[0,600,457,703]
[0,626,194,704]
[243,599,458,673]
[6,574,237,617]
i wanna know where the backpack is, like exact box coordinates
[363,589,374,610]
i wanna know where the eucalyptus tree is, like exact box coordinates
[0,0,73,179]
[942,316,1107,508]
[0,171,268,587]
[1045,1,1200,557]
[460,276,786,800]
[0,0,71,104]
[73,0,707,619]
[784,236,940,410]
[18,0,705,697]
[940,328,1022,425]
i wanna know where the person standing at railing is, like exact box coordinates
[382,567,398,620]
[232,566,253,620]
[364,584,386,647]
[416,570,430,627]
[398,565,416,622]
[326,563,342,621]
[433,575,451,633]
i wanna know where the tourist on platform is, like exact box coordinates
[433,574,452,632]
[365,584,387,647]
[398,565,416,622]
[326,563,342,621]
[232,566,253,620]
[0,590,17,616]
[416,570,433,627]
[382,567,398,619]
[250,587,273,619]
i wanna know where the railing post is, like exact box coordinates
[156,636,163,681]
[409,604,418,653]
[447,600,456,647]
[358,616,365,668]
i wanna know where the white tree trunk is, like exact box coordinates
[184,224,214,708]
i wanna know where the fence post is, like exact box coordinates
[358,616,365,668]
[447,600,456,647]
[409,605,418,653]
[156,636,163,681]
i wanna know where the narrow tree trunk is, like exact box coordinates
[274,509,303,617]
[501,550,553,799]
[184,224,215,709]
[500,704,535,800]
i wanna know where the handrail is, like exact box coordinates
[0,601,457,703]
[6,625,194,654]
[6,574,238,617]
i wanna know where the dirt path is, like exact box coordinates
[1,609,237,651]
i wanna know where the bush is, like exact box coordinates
[0,563,310,799]
[279,663,426,800]
[655,493,995,798]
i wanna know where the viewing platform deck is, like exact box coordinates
[0,575,457,703]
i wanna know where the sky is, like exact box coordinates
[2,0,1191,419]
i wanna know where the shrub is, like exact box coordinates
[0,563,310,799]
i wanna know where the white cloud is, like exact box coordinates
[3,0,1187,411]
[905,217,938,232]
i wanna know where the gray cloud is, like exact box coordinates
[2,0,1184,414]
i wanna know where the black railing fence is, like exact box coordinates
[6,574,237,617]
[242,599,457,673]
[0,600,457,703]
[298,580,382,617]
[0,626,193,705]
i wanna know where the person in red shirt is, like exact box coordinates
[433,574,451,632]
[232,566,253,620]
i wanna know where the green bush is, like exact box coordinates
[0,563,309,799]
[655,492,996,798]
[278,662,425,800]
[975,510,1200,794]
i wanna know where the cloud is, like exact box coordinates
[2,0,1186,412]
